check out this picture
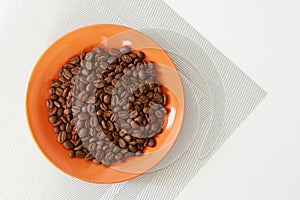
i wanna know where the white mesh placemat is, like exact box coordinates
[0,0,266,199]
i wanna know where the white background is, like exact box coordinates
[1,0,299,199]
[162,0,300,199]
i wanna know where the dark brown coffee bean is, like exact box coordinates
[69,150,76,158]
[53,126,60,133]
[136,139,144,144]
[74,145,82,151]
[101,120,107,130]
[72,133,79,141]
[53,101,61,108]
[57,131,67,143]
[53,120,63,126]
[60,123,66,131]
[70,56,80,64]
[128,144,138,153]
[49,116,59,124]
[48,107,57,115]
[129,110,138,119]
[63,141,74,150]
[123,135,131,143]
[74,138,81,147]
[50,80,61,87]
[49,87,55,95]
[148,138,156,147]
[85,153,94,161]
[134,116,144,124]
[56,108,63,117]
[46,99,53,108]
[103,95,111,104]
[107,121,114,131]
[121,54,133,63]
[50,94,58,100]
[137,51,145,59]
[76,150,86,158]
[100,103,108,111]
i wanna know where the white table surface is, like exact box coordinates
[1,0,299,199]
[162,0,300,200]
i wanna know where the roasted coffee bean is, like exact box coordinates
[50,80,61,87]
[49,116,59,124]
[78,113,89,120]
[121,54,133,63]
[56,107,63,117]
[137,51,145,59]
[138,70,147,80]
[78,128,88,138]
[148,138,156,147]
[128,145,138,153]
[118,138,127,149]
[53,101,61,108]
[57,131,67,143]
[60,123,66,131]
[76,150,86,158]
[63,141,74,150]
[46,99,53,108]
[70,56,80,64]
[120,46,131,55]
[101,120,107,130]
[85,153,94,161]
[54,126,60,133]
[48,107,57,115]
[69,150,76,158]
[74,138,81,146]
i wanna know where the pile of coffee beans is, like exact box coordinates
[46,46,167,166]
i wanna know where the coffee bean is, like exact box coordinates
[137,51,145,59]
[148,138,156,147]
[120,46,131,55]
[53,101,61,108]
[138,70,147,80]
[101,120,107,130]
[69,150,76,158]
[63,141,74,150]
[50,80,61,87]
[76,150,86,158]
[134,116,144,124]
[48,107,57,116]
[118,138,127,149]
[78,113,89,120]
[78,128,88,138]
[107,121,114,131]
[70,56,80,64]
[121,54,133,63]
[57,131,67,143]
[128,145,138,153]
[46,99,53,108]
[60,123,66,131]
[49,116,59,124]
[54,126,60,133]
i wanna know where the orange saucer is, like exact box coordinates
[26,24,184,183]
